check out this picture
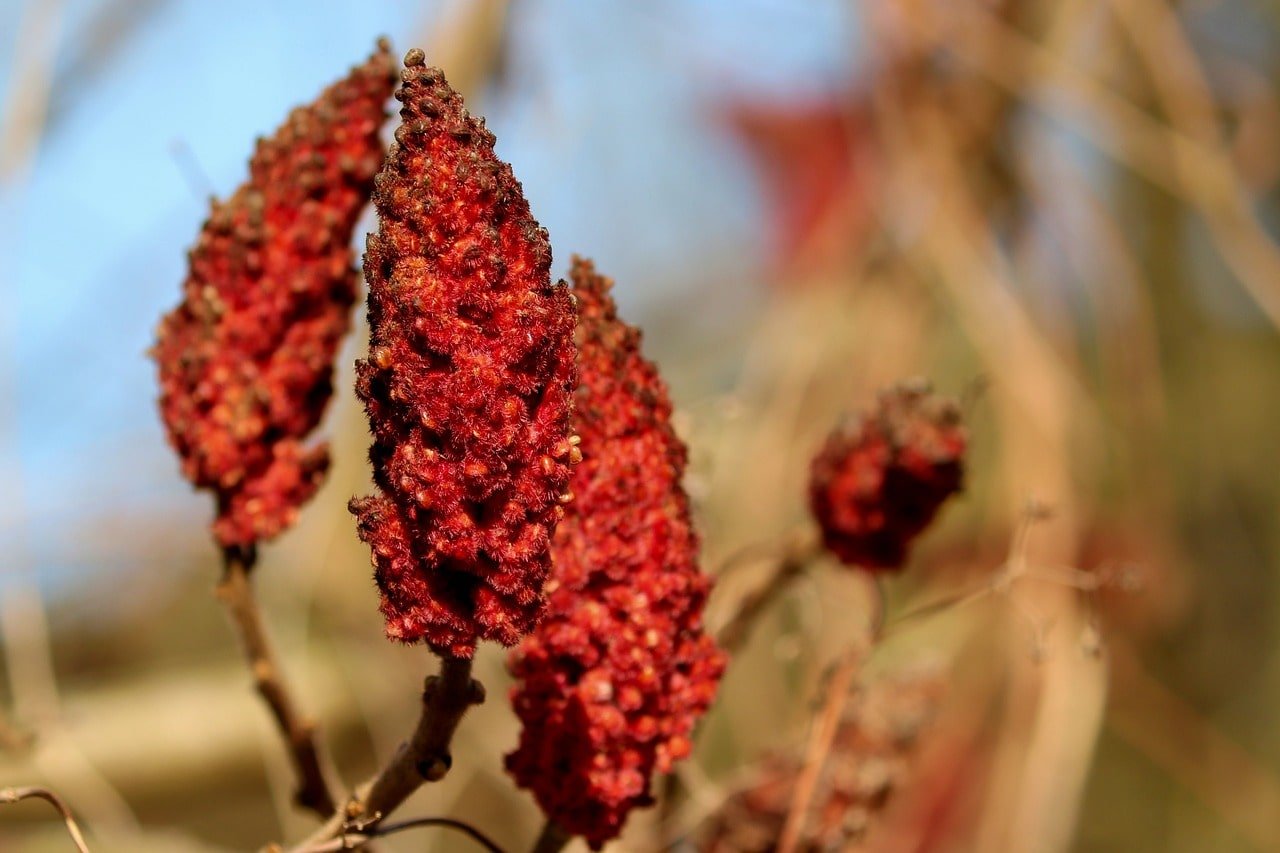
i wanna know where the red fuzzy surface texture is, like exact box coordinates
[505,258,726,850]
[809,382,966,570]
[350,53,577,658]
[152,43,395,548]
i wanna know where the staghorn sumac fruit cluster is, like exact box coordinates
[505,258,726,849]
[154,44,719,847]
[152,39,974,853]
[349,49,578,658]
[152,42,396,547]
[809,382,967,570]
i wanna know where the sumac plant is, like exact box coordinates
[130,41,1040,853]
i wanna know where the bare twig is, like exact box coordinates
[218,545,338,818]
[285,814,506,853]
[776,567,887,853]
[1,786,91,853]
[775,641,866,853]
[529,820,572,853]
[358,657,482,819]
[290,656,485,851]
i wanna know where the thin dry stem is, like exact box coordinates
[285,814,505,853]
[776,642,866,853]
[776,568,886,853]
[291,656,484,851]
[1,785,91,853]
[218,545,338,818]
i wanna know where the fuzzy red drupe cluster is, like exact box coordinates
[350,51,577,658]
[505,258,726,849]
[809,382,966,570]
[153,43,395,547]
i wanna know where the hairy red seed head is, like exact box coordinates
[505,258,726,849]
[152,42,396,547]
[350,54,577,658]
[809,382,966,570]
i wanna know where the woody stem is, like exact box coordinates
[291,655,484,851]
[217,545,337,819]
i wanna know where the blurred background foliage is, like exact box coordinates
[2,0,1280,851]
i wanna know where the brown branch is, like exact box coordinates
[289,655,485,851]
[217,545,338,818]
[775,643,866,853]
[529,820,572,853]
[1,785,91,853]
[361,656,482,817]
[286,814,506,853]
[775,568,887,853]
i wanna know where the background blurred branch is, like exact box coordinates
[1108,642,1280,852]
[900,0,1280,330]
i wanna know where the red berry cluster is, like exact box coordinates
[505,258,726,849]
[350,52,577,658]
[809,383,966,570]
[152,43,395,547]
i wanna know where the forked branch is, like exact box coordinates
[290,655,484,851]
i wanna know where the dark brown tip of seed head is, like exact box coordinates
[404,48,426,67]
